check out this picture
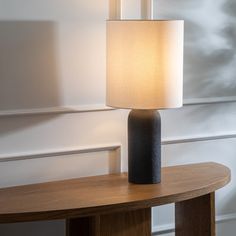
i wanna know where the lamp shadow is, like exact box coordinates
[0,21,63,134]
[182,16,236,99]
[0,20,61,110]
[155,0,236,100]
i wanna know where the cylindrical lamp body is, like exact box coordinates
[106,20,183,184]
[128,110,161,184]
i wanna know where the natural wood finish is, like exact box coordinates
[0,162,230,223]
[175,193,215,236]
[99,208,151,236]
[66,216,99,236]
[66,208,151,236]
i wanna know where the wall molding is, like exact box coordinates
[162,133,236,145]
[183,96,236,106]
[152,213,236,235]
[109,0,121,19]
[141,0,153,19]
[0,105,115,117]
[0,133,236,162]
[0,144,121,162]
[0,96,236,117]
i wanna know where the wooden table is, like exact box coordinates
[0,162,230,236]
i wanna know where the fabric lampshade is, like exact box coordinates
[106,20,184,109]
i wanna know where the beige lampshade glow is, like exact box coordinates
[106,20,184,109]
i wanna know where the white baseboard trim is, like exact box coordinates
[152,213,236,235]
[217,213,236,223]
[0,144,121,162]
[152,223,175,235]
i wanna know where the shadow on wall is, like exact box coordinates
[155,0,236,100]
[182,2,236,99]
[0,21,62,110]
[184,19,236,99]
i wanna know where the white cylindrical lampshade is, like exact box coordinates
[106,20,184,109]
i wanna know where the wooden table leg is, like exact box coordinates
[66,208,151,236]
[175,192,215,236]
[66,216,100,236]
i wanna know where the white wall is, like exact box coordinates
[0,0,236,235]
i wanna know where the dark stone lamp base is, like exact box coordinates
[128,109,161,184]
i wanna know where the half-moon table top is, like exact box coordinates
[0,162,230,223]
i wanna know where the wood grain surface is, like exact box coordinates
[66,208,151,236]
[0,162,230,223]
[175,193,215,236]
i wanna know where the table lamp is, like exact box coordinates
[106,20,184,184]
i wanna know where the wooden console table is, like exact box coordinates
[0,162,230,236]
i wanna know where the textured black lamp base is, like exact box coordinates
[128,109,161,184]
